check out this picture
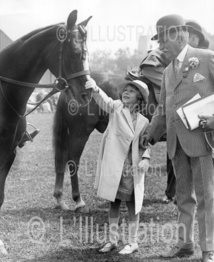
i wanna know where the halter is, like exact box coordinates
[0,24,91,118]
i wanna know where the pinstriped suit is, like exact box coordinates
[148,45,214,251]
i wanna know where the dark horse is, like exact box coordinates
[0,10,92,209]
[53,71,158,211]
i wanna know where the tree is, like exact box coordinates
[90,48,143,76]
[89,49,115,73]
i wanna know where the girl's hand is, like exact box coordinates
[85,78,99,93]
[138,159,150,174]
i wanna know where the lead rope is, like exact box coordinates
[0,80,59,118]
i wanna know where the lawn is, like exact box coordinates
[0,113,202,262]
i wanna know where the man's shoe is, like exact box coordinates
[98,242,117,253]
[202,251,214,262]
[18,129,40,148]
[118,243,139,255]
[160,246,194,258]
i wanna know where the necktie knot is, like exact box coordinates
[174,58,180,76]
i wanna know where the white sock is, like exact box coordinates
[129,219,139,245]
[109,217,119,244]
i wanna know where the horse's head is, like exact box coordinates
[47,10,92,107]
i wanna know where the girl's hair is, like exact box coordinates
[119,84,146,114]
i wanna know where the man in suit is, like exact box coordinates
[139,20,207,204]
[141,14,214,262]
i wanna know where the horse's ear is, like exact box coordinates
[67,10,78,28]
[78,16,92,27]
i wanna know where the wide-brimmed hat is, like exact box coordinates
[186,21,205,44]
[118,80,149,104]
[151,14,193,41]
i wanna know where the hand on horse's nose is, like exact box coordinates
[85,78,95,89]
[85,78,99,92]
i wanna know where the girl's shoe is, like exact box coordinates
[119,243,139,255]
[98,242,117,253]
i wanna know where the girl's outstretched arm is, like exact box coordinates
[85,78,119,114]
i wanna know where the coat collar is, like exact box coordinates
[121,105,148,136]
[134,114,147,140]
[121,106,135,133]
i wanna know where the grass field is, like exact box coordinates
[0,113,202,262]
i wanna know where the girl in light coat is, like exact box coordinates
[85,78,150,255]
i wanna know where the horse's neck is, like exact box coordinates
[10,42,47,82]
[1,25,57,83]
[0,32,55,114]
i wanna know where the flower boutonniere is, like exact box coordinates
[182,57,200,78]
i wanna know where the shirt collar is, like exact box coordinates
[176,44,189,63]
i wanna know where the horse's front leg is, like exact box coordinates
[54,171,69,210]
[68,156,90,213]
[68,136,90,213]
[0,151,16,209]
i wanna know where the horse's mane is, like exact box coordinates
[0,23,65,56]
[20,23,64,42]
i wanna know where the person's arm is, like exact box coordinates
[138,145,151,174]
[198,52,214,131]
[139,49,168,87]
[147,70,167,142]
[137,120,151,173]
[208,52,214,82]
[139,71,167,148]
[85,78,118,114]
[140,66,164,87]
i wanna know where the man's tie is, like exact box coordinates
[173,58,180,77]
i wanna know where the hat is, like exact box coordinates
[151,14,193,41]
[198,38,209,49]
[118,80,149,104]
[186,21,205,44]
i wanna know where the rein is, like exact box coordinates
[0,25,91,118]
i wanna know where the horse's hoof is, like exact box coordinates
[55,202,70,210]
[75,206,90,213]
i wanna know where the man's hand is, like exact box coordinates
[139,133,152,150]
[199,115,214,131]
[138,158,150,174]
[85,78,99,93]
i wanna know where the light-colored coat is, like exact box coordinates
[93,89,150,214]
[148,45,214,159]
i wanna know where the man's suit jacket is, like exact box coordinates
[148,45,214,159]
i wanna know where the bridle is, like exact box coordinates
[0,24,91,119]
[54,24,90,91]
